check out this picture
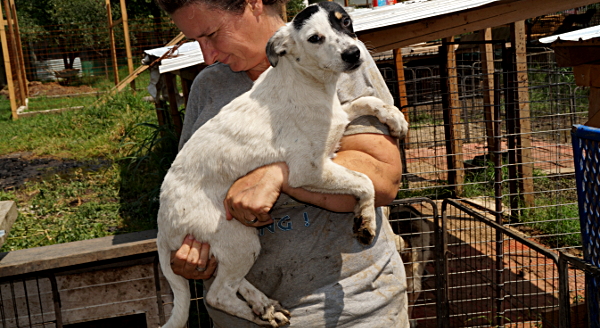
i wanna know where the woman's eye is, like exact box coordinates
[342,17,351,27]
[308,35,322,43]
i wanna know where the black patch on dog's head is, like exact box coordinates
[293,5,319,30]
[317,2,356,38]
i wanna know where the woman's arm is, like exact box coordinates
[173,132,402,279]
[225,132,402,224]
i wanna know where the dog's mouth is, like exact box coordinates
[344,59,363,72]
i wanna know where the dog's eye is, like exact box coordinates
[308,35,323,44]
[342,17,351,27]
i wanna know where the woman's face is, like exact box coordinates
[171,1,274,74]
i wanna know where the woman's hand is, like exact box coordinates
[224,162,288,226]
[170,235,217,280]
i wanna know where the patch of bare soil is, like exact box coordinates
[0,152,110,191]
[0,81,98,99]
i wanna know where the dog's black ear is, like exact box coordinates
[266,26,292,67]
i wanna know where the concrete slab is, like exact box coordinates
[0,201,18,249]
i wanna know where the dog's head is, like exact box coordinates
[266,2,362,73]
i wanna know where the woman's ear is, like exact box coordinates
[247,0,264,17]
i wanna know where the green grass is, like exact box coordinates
[457,162,581,248]
[0,71,179,251]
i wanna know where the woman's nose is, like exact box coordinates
[199,39,218,65]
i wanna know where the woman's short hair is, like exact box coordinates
[156,0,289,15]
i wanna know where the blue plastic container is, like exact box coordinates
[571,124,600,327]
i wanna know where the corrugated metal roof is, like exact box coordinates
[538,24,600,44]
[145,0,501,71]
[349,0,499,32]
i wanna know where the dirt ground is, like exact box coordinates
[0,152,109,191]
[0,81,98,99]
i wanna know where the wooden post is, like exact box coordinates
[440,37,465,197]
[164,73,183,141]
[106,0,120,85]
[479,28,496,160]
[3,0,25,106]
[511,21,535,212]
[9,0,27,99]
[120,0,135,90]
[0,3,17,119]
[393,48,410,147]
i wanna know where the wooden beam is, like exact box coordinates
[164,73,183,142]
[3,0,25,106]
[440,37,464,197]
[9,0,27,100]
[554,46,600,67]
[120,0,136,90]
[357,0,600,53]
[479,28,496,159]
[105,0,119,85]
[393,48,410,147]
[0,3,17,119]
[511,21,534,211]
[587,87,600,128]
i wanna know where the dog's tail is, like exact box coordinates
[158,234,191,328]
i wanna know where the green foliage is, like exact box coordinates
[286,0,306,21]
[0,77,186,250]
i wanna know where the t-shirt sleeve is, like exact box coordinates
[344,115,391,136]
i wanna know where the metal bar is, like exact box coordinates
[22,279,33,327]
[503,46,520,220]
[48,274,63,328]
[35,277,46,328]
[153,256,166,325]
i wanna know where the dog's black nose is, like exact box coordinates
[341,46,360,64]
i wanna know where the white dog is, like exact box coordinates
[157,3,408,327]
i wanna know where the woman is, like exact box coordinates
[155,0,409,326]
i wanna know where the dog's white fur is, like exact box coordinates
[157,4,408,327]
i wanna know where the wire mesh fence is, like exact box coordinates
[377,42,589,255]
[439,198,598,328]
[11,14,180,115]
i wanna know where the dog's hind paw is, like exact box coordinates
[254,301,291,327]
[353,216,375,245]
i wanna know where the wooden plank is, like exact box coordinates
[479,28,496,159]
[105,0,119,85]
[553,46,600,67]
[9,0,27,100]
[120,0,136,90]
[573,64,600,88]
[164,73,183,141]
[587,87,600,128]
[0,4,17,120]
[511,21,534,211]
[356,0,600,53]
[0,201,17,249]
[393,48,410,147]
[440,37,464,197]
[3,0,25,105]
[0,230,158,278]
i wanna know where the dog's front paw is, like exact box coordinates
[380,105,408,139]
[353,216,376,245]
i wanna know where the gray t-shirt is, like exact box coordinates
[179,43,409,328]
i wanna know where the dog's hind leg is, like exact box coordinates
[288,159,377,245]
[342,96,408,139]
[206,266,290,327]
[238,279,291,326]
